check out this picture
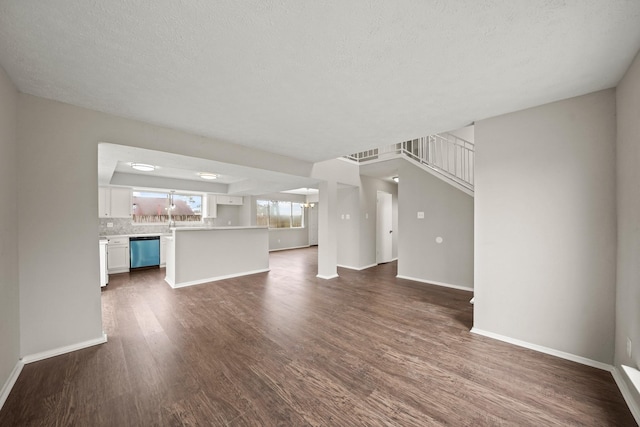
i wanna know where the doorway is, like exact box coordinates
[376,191,393,264]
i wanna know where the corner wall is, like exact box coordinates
[615,49,640,405]
[397,161,473,289]
[0,66,19,403]
[16,94,313,357]
[338,186,360,268]
[474,89,617,364]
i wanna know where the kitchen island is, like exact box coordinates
[165,226,269,288]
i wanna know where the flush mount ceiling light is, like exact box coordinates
[198,172,218,180]
[130,163,156,172]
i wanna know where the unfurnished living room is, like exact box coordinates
[2,1,640,426]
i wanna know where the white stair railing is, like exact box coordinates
[344,132,474,191]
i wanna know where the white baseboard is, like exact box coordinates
[396,275,473,292]
[269,245,310,252]
[470,328,613,372]
[169,268,270,289]
[21,333,108,365]
[316,274,339,280]
[337,263,377,271]
[613,366,640,425]
[0,360,24,410]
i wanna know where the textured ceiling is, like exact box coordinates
[1,1,640,163]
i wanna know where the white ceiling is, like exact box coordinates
[99,143,319,195]
[1,2,639,164]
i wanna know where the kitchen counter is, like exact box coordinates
[169,226,267,231]
[165,226,269,288]
[100,232,172,239]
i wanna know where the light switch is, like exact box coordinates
[346,214,350,220]
[417,212,425,219]
[365,213,369,219]
[341,214,345,219]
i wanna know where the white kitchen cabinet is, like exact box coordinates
[107,237,129,273]
[110,188,133,218]
[98,187,110,218]
[203,194,217,218]
[217,195,243,206]
[160,235,170,266]
[99,187,133,218]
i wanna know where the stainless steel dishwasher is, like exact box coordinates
[129,236,160,269]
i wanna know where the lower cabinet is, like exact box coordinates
[107,237,129,273]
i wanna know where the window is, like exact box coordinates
[256,200,269,227]
[257,200,305,229]
[133,191,202,223]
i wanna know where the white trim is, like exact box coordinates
[316,274,339,280]
[21,333,108,364]
[470,328,613,372]
[613,366,640,424]
[168,268,270,289]
[0,360,24,410]
[396,275,473,292]
[269,245,310,252]
[344,153,474,196]
[337,263,377,271]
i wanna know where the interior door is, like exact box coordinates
[376,191,393,263]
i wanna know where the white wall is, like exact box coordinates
[16,94,313,357]
[474,89,617,364]
[448,124,474,143]
[616,49,640,401]
[215,205,241,227]
[397,161,473,289]
[337,186,360,268]
[0,66,19,399]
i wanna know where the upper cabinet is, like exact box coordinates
[217,196,243,206]
[203,194,217,218]
[99,187,133,218]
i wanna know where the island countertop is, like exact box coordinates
[170,226,267,231]
[165,226,269,288]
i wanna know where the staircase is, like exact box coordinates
[344,132,474,194]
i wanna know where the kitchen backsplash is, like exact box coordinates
[99,218,216,236]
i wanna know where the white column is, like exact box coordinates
[317,180,338,279]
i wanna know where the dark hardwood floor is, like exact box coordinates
[0,247,635,426]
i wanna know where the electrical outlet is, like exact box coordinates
[627,337,633,358]
[106,222,113,228]
[417,212,425,219]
